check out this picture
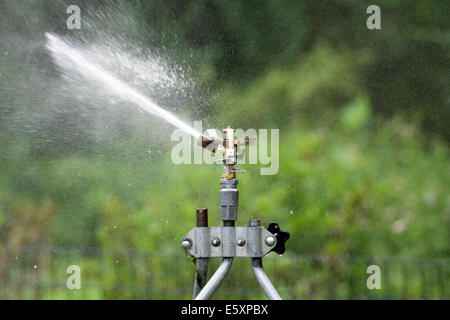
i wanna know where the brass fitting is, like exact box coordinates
[197,126,254,180]
[222,127,237,180]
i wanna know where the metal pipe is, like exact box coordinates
[196,208,208,228]
[251,258,282,300]
[223,220,235,227]
[193,208,209,299]
[248,219,281,300]
[193,258,209,298]
[194,257,233,300]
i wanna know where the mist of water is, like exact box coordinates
[45,33,203,139]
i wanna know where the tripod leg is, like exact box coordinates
[194,257,233,300]
[251,258,282,300]
[193,208,210,299]
[193,258,209,298]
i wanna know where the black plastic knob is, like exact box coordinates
[267,222,290,255]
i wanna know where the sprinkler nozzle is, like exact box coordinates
[198,135,222,153]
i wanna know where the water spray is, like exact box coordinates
[182,127,290,300]
[45,34,289,300]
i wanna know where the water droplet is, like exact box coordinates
[115,260,119,264]
[289,210,294,215]
[113,225,117,229]
[33,265,38,269]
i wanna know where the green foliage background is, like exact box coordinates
[0,0,449,299]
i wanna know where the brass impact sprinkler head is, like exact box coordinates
[198,126,255,180]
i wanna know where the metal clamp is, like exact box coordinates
[182,226,277,258]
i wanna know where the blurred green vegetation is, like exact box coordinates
[0,0,449,299]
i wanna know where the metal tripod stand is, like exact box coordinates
[181,127,290,300]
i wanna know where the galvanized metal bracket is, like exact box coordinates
[182,226,277,258]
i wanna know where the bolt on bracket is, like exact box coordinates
[182,226,277,258]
